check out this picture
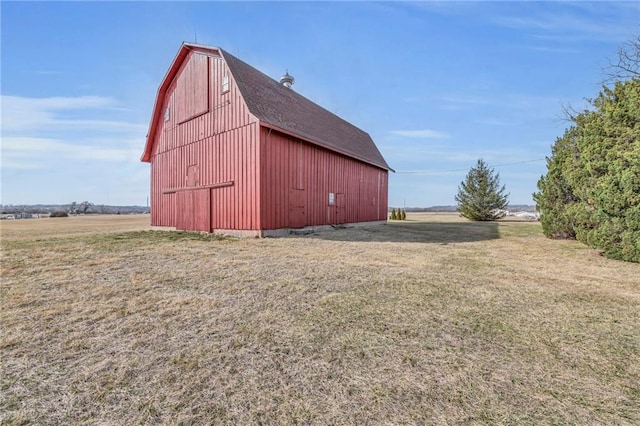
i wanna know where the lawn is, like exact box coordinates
[1,214,639,424]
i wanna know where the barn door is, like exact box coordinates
[176,188,211,232]
[289,188,306,228]
[187,165,200,187]
[335,193,346,224]
[176,191,194,231]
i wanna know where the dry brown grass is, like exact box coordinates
[1,213,639,424]
[0,214,150,241]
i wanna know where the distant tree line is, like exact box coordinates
[68,201,95,214]
[534,35,639,263]
[1,203,148,215]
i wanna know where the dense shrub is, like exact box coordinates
[50,211,68,217]
[534,78,640,262]
[534,127,580,239]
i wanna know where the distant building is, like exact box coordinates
[141,43,391,236]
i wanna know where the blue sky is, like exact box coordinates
[2,1,638,207]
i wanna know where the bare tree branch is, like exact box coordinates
[603,34,640,83]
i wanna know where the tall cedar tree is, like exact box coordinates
[533,126,580,239]
[455,159,509,221]
[534,78,640,262]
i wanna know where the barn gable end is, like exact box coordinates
[143,45,261,231]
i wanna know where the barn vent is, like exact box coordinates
[280,70,294,88]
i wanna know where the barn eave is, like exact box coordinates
[259,121,394,172]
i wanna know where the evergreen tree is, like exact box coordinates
[534,78,640,262]
[390,208,397,220]
[533,127,580,239]
[455,159,509,221]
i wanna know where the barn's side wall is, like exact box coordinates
[149,52,261,231]
[259,127,389,230]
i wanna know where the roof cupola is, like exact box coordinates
[280,70,294,88]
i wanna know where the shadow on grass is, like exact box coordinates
[308,220,500,244]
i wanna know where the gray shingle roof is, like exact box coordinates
[220,48,391,171]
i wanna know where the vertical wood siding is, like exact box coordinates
[260,128,389,230]
[174,53,209,123]
[149,52,260,230]
[148,50,388,233]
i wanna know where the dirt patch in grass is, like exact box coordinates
[2,214,639,424]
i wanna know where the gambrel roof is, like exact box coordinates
[142,43,391,171]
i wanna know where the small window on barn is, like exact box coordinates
[328,192,335,206]
[164,107,170,122]
[221,75,229,93]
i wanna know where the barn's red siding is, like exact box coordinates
[149,51,261,231]
[145,44,389,234]
[259,128,388,230]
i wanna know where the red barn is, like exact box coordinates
[141,43,391,236]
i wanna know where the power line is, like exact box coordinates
[395,158,546,174]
